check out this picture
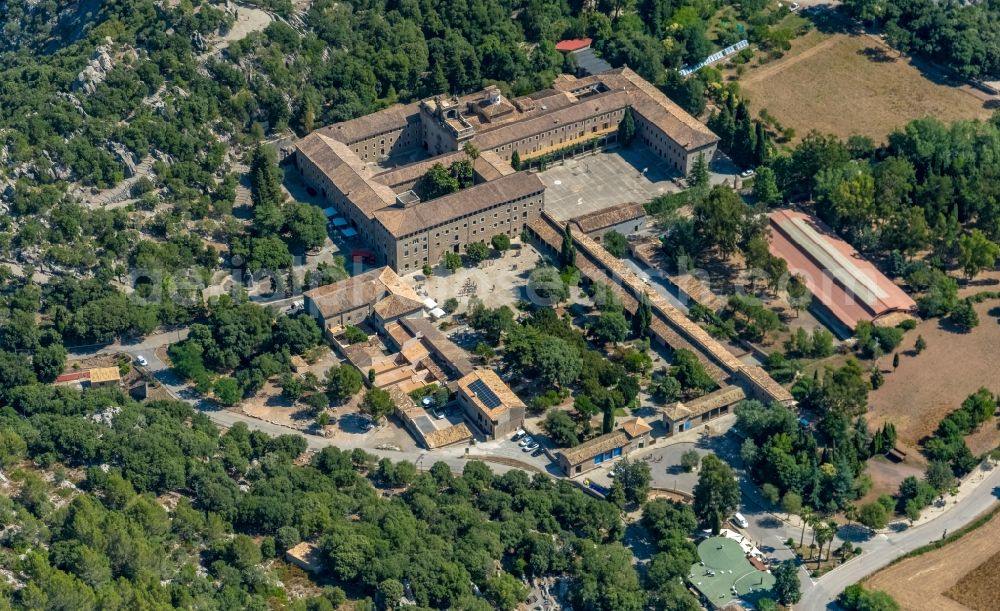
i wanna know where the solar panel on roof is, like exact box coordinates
[469,379,502,409]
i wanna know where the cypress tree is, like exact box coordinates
[618,106,636,146]
[561,223,576,268]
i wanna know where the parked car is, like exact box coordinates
[531,447,545,457]
[512,429,526,441]
[135,355,148,367]
[518,435,533,448]
[523,441,539,452]
[739,168,756,178]
[732,512,749,529]
[432,409,446,420]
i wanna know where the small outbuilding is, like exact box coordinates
[662,386,745,437]
[555,430,630,477]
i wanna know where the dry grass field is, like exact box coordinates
[945,549,1000,610]
[866,510,1000,611]
[739,32,994,142]
[867,300,1000,455]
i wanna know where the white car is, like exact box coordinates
[523,441,539,452]
[512,429,526,441]
[732,512,749,529]
[739,169,756,178]
[135,356,148,367]
[518,435,533,448]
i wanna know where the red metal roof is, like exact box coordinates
[768,209,916,331]
[55,371,91,383]
[555,38,592,52]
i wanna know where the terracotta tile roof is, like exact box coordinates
[315,102,421,146]
[399,317,475,378]
[558,430,629,466]
[373,294,424,321]
[572,202,646,234]
[373,150,469,191]
[88,366,121,383]
[737,365,794,405]
[423,422,474,449]
[304,267,421,321]
[662,385,745,422]
[613,68,718,149]
[373,150,515,193]
[385,321,416,349]
[374,171,544,237]
[621,416,653,438]
[457,369,525,420]
[296,133,396,218]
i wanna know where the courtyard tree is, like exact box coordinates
[464,240,490,263]
[511,150,521,170]
[284,202,328,250]
[491,233,511,252]
[443,251,462,272]
[417,163,460,200]
[689,153,710,195]
[618,106,636,146]
[603,230,628,257]
[592,310,630,344]
[692,454,740,532]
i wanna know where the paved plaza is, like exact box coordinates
[538,147,679,221]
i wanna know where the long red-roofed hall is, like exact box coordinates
[767,209,917,334]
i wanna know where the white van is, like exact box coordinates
[732,512,749,529]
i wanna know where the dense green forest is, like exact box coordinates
[0,380,711,610]
[842,0,1000,79]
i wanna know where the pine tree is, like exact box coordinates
[892,352,900,370]
[511,150,521,171]
[915,334,927,354]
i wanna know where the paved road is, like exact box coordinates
[800,463,1000,609]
